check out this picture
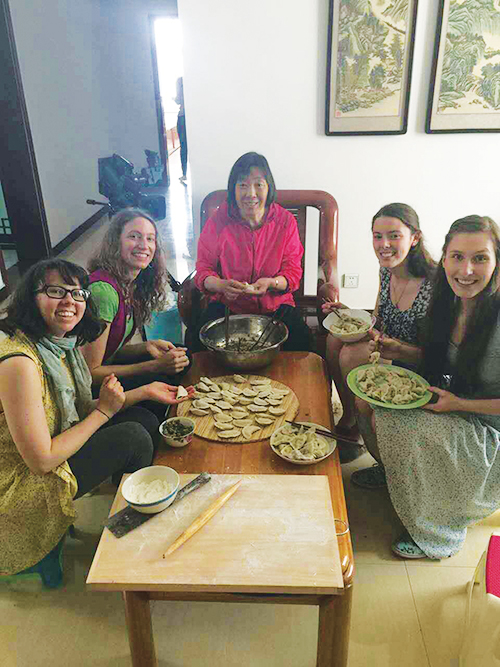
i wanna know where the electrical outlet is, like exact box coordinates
[343,274,359,289]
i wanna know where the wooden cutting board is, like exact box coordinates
[87,474,343,594]
[177,374,299,443]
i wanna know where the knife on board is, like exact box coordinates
[104,472,211,538]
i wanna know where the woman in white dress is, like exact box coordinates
[355,215,500,559]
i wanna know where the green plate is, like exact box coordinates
[346,364,432,409]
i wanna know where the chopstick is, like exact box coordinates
[162,479,242,558]
[285,420,359,444]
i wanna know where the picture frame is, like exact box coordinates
[325,0,419,136]
[426,0,500,134]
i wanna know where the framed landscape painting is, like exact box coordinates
[427,0,500,133]
[325,0,419,135]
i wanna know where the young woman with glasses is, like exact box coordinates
[0,259,192,588]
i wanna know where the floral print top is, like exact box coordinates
[377,267,433,345]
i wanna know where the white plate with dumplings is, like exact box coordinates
[270,421,336,466]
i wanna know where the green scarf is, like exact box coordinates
[35,336,94,432]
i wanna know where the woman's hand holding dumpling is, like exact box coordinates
[144,382,195,405]
[153,346,190,374]
[250,278,273,295]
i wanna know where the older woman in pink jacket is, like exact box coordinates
[192,152,313,352]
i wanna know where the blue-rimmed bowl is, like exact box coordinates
[121,466,180,514]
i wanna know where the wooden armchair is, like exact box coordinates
[177,190,339,351]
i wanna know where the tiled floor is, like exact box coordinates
[2,162,499,665]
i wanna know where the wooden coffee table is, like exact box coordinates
[87,352,353,666]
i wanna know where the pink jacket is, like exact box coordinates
[195,202,303,314]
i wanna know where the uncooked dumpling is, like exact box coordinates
[214,413,232,423]
[216,401,232,410]
[233,374,247,383]
[209,404,223,414]
[218,428,241,438]
[214,420,234,430]
[233,418,253,427]
[176,385,188,399]
[190,407,209,416]
[200,376,215,386]
[255,416,274,426]
[250,378,271,385]
[268,406,286,415]
[247,404,268,413]
[230,410,248,419]
[193,399,210,409]
[242,425,260,439]
[237,397,253,405]
[266,398,282,406]
[196,382,211,392]
[242,388,258,397]
[253,397,268,406]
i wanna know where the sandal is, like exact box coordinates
[391,531,427,559]
[351,464,387,489]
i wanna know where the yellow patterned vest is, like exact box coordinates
[0,332,78,575]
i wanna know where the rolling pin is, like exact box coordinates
[162,479,242,558]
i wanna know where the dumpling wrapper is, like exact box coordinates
[176,385,188,399]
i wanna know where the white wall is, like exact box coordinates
[178,0,500,308]
[98,0,177,168]
[9,0,112,246]
[9,0,176,247]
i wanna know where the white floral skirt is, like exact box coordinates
[374,407,500,559]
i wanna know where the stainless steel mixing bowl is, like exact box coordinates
[199,314,289,371]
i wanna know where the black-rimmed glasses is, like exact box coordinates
[36,285,90,302]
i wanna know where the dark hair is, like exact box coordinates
[227,152,276,216]
[420,215,500,393]
[372,203,436,279]
[0,258,105,344]
[87,207,167,326]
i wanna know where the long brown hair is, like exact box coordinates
[372,203,436,279]
[88,208,167,326]
[420,215,500,393]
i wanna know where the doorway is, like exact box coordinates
[150,16,189,186]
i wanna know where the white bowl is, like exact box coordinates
[159,417,195,448]
[323,308,376,343]
[121,466,180,514]
[270,421,336,466]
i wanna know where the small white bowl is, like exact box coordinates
[159,417,195,448]
[121,466,180,514]
[323,308,376,343]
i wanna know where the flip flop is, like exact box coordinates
[391,531,427,559]
[351,464,387,489]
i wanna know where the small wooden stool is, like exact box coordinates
[460,532,500,666]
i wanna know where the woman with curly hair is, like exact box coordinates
[82,209,190,415]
